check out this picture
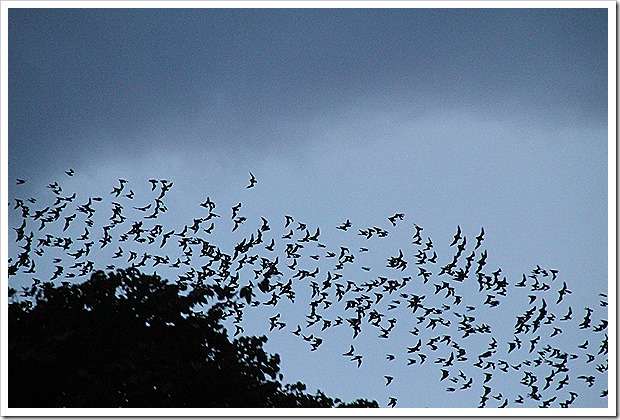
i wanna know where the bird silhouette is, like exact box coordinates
[450,225,462,246]
[388,213,404,227]
[342,345,355,357]
[337,219,352,231]
[247,172,257,189]
[557,282,572,304]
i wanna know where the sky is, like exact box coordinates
[5,3,612,411]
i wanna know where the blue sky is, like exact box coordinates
[6,4,611,411]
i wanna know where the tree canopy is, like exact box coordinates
[9,268,378,408]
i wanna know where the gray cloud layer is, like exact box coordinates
[9,8,607,182]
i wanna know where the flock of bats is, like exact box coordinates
[8,171,608,408]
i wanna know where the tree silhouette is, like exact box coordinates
[9,268,378,408]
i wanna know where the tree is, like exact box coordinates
[9,268,378,408]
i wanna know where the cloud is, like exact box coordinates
[9,8,607,186]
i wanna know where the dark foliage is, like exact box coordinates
[9,268,378,408]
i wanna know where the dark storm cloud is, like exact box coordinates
[9,7,607,182]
